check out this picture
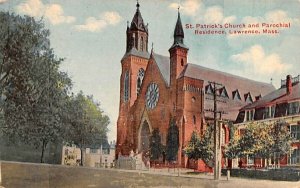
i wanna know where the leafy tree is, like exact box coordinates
[184,131,201,160]
[271,120,293,166]
[184,126,214,167]
[0,12,72,163]
[198,125,214,166]
[224,126,241,159]
[65,92,110,165]
[225,121,293,168]
[149,128,163,161]
[166,118,179,162]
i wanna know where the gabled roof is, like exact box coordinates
[179,63,275,120]
[241,82,300,110]
[152,53,170,86]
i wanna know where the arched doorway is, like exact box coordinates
[139,121,150,153]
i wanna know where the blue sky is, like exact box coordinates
[1,0,300,142]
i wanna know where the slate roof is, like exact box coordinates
[179,63,276,121]
[122,48,150,61]
[241,82,300,111]
[152,53,170,86]
[121,48,276,121]
[130,2,148,33]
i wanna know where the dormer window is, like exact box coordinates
[244,92,253,103]
[255,94,262,101]
[232,90,241,100]
[219,87,229,98]
[205,84,213,95]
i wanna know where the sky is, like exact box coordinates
[1,0,300,142]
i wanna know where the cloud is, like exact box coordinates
[75,11,122,32]
[203,6,236,24]
[231,45,291,75]
[0,0,8,4]
[44,4,75,25]
[169,0,202,17]
[16,0,75,25]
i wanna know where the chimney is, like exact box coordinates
[286,75,292,94]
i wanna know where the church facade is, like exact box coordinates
[116,2,275,169]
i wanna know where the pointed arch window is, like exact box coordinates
[140,36,144,51]
[132,34,136,49]
[193,115,196,125]
[124,71,130,102]
[137,68,145,96]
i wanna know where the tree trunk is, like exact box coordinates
[80,147,83,166]
[40,140,47,163]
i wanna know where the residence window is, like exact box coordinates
[290,125,300,140]
[245,110,254,121]
[291,149,300,164]
[264,105,275,119]
[288,101,300,115]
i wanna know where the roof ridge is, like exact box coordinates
[186,63,274,87]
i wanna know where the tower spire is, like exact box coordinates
[169,8,188,50]
[174,10,184,44]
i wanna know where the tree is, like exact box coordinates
[198,125,214,166]
[225,121,293,169]
[184,131,201,160]
[0,12,72,163]
[149,128,163,161]
[166,118,179,162]
[271,120,293,167]
[184,126,214,168]
[65,92,110,165]
[224,126,241,160]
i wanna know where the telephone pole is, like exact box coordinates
[206,81,226,180]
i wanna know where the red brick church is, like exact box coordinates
[116,2,275,169]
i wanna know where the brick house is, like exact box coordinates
[116,2,275,170]
[235,75,300,167]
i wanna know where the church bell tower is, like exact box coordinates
[117,1,149,156]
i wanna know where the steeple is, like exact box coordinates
[169,8,188,88]
[125,1,149,53]
[130,1,148,33]
[170,9,188,50]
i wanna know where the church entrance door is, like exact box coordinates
[140,121,150,153]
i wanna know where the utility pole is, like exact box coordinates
[206,81,226,180]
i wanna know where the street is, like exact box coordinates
[0,161,299,188]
